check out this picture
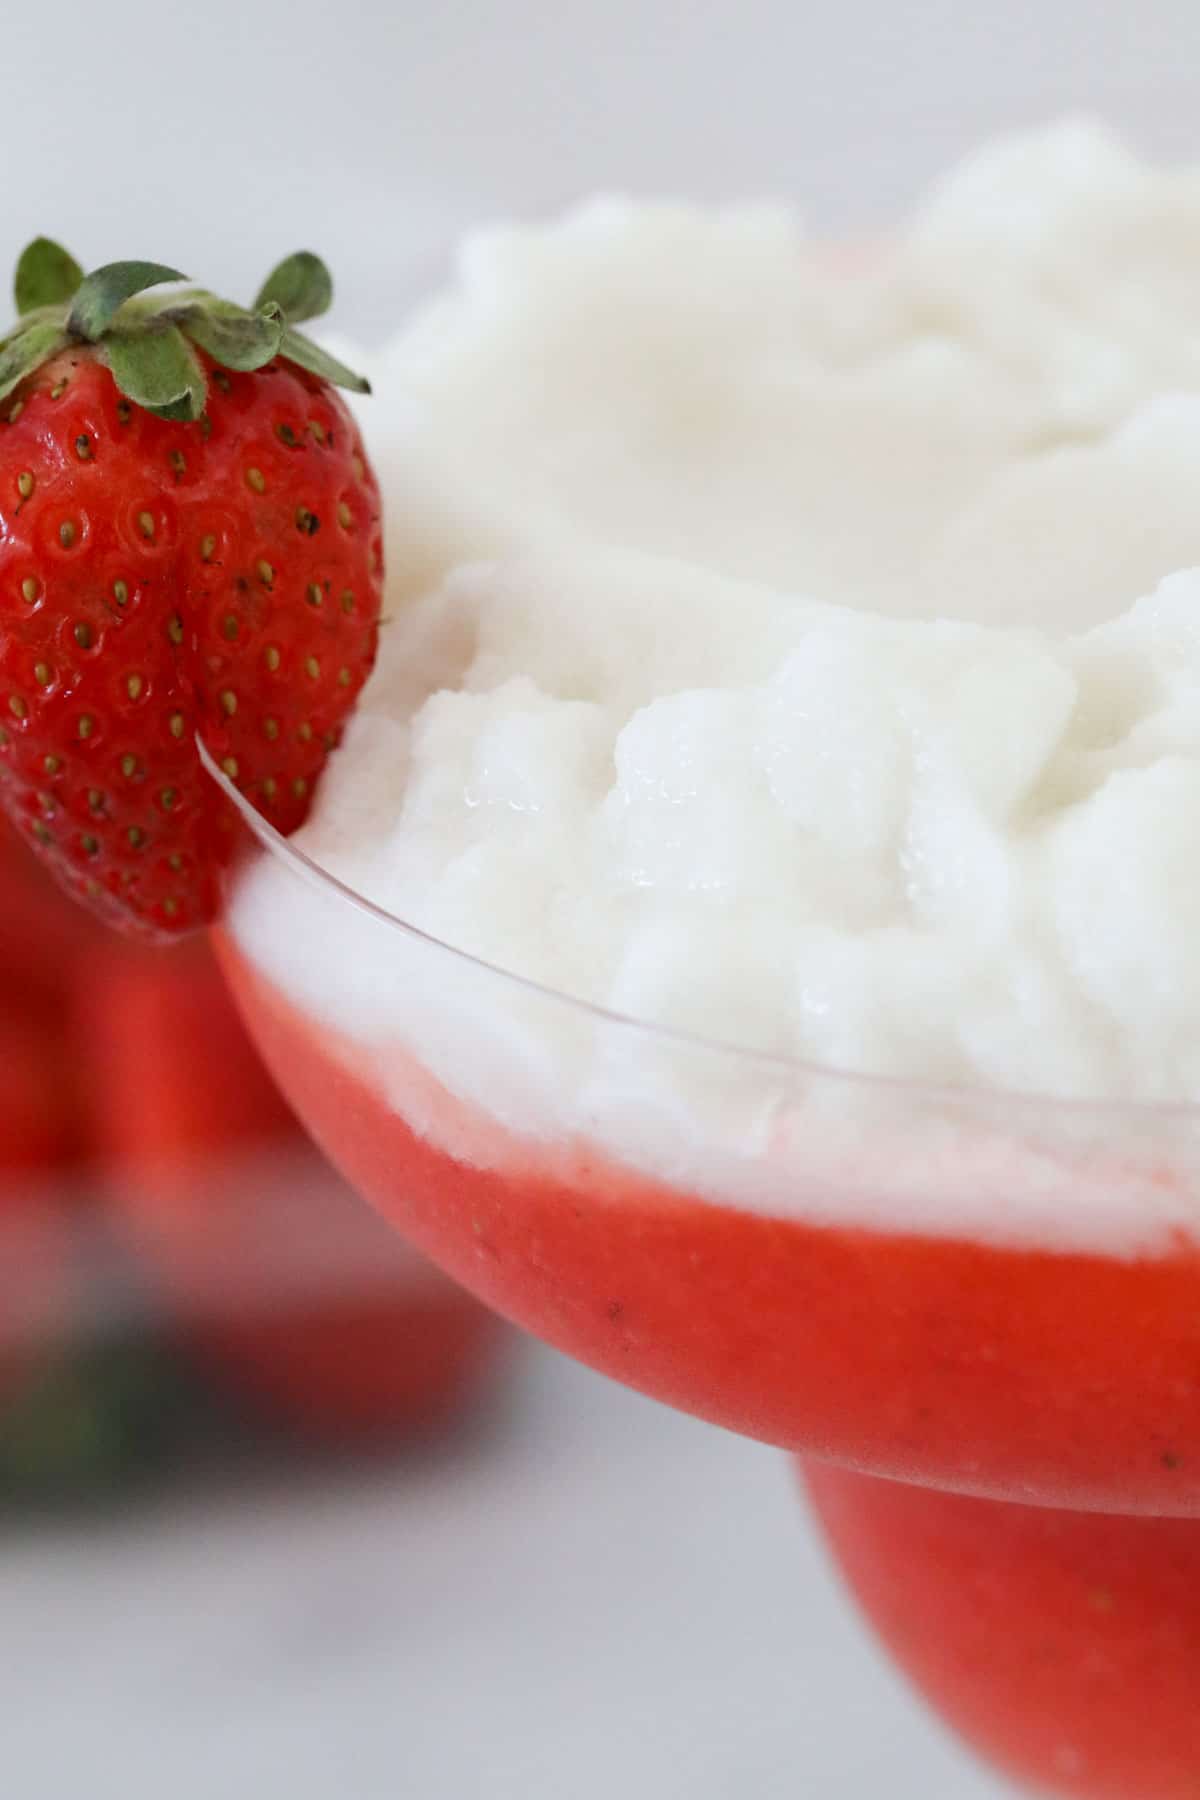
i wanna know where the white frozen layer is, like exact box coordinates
[232,121,1200,1249]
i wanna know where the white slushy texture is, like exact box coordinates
[233,121,1200,1250]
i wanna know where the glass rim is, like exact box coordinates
[202,741,1200,1128]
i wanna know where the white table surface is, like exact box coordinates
[1,1342,1003,1799]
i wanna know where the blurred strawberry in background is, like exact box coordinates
[0,819,503,1498]
[0,812,83,1325]
[0,1013,77,1179]
[0,817,144,1498]
[80,937,503,1446]
[0,995,78,1458]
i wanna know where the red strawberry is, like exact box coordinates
[0,816,91,1169]
[0,846,198,1499]
[0,1011,75,1177]
[0,1010,76,1411]
[0,240,383,939]
[0,813,94,1018]
[79,938,503,1445]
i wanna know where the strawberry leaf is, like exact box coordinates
[0,320,70,403]
[254,252,333,325]
[278,326,370,394]
[104,323,208,421]
[173,298,284,372]
[14,238,83,315]
[68,260,188,342]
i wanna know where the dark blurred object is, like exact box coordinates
[0,820,504,1502]
[0,1335,194,1505]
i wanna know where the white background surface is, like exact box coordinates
[7,0,1200,340]
[3,1345,1001,1800]
[4,2,1199,1792]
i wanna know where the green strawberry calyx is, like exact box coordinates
[0,238,370,422]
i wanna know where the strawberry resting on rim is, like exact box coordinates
[0,238,383,940]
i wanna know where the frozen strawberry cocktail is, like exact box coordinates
[218,122,1200,1794]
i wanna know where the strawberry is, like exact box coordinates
[0,1011,75,1177]
[0,812,95,1019]
[79,938,503,1445]
[0,816,91,1171]
[0,832,197,1501]
[0,1006,76,1431]
[0,239,383,939]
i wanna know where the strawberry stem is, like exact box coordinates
[254,251,333,325]
[67,260,189,342]
[1,240,370,417]
[14,238,83,314]
[169,299,283,373]
[276,327,371,395]
[0,320,70,405]
[104,324,208,422]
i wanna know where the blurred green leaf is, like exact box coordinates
[67,259,187,341]
[105,323,207,420]
[254,250,332,324]
[14,237,83,314]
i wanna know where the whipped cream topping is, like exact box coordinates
[232,121,1200,1247]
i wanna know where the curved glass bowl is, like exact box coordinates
[802,1458,1200,1800]
[204,751,1200,1516]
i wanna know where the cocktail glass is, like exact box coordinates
[206,749,1200,1797]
